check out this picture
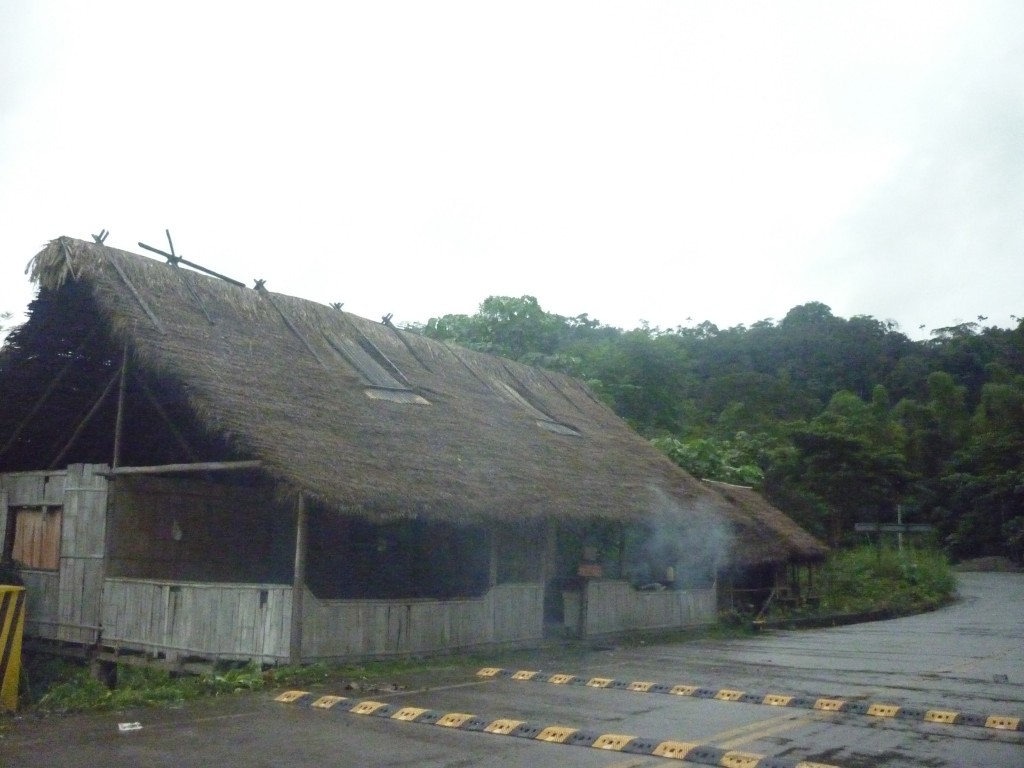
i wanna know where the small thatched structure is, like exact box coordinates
[0,237,823,662]
[704,480,829,613]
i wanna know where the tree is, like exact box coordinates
[652,434,765,486]
[418,295,1024,560]
[788,389,912,547]
[942,376,1024,558]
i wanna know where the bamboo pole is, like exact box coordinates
[133,374,203,463]
[289,492,308,666]
[0,327,99,460]
[49,369,121,469]
[100,460,262,476]
[112,343,129,468]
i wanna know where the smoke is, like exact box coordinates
[634,485,733,588]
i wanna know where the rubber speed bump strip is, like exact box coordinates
[477,667,1024,732]
[274,690,843,767]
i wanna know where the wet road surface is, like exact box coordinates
[2,572,1021,767]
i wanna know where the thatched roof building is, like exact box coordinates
[0,237,831,660]
[0,237,833,564]
[3,236,732,525]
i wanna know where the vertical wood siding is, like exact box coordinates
[0,470,67,507]
[583,580,716,636]
[9,508,62,569]
[57,465,108,644]
[102,578,292,663]
[18,571,59,636]
[301,583,544,661]
[1,470,70,641]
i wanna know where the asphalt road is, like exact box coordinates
[2,572,1021,767]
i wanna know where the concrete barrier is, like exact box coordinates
[1,585,27,712]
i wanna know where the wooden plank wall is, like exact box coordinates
[102,578,292,663]
[57,465,108,644]
[8,508,62,569]
[301,583,544,661]
[583,580,716,637]
[19,571,59,636]
[0,470,69,641]
[106,475,291,584]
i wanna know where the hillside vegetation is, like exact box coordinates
[418,297,1024,562]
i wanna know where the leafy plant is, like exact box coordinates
[819,545,956,615]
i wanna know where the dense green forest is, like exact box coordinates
[416,297,1024,562]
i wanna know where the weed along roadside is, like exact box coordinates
[0,545,962,719]
[752,545,959,630]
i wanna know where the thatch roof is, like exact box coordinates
[0,237,824,567]
[703,480,830,565]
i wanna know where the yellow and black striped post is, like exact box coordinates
[0,585,27,712]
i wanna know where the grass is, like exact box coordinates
[818,545,956,615]
[22,658,269,713]
[15,654,510,715]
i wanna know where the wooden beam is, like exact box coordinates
[106,251,166,334]
[290,492,308,666]
[133,374,203,463]
[49,368,121,469]
[258,289,329,370]
[100,460,262,476]
[0,327,100,460]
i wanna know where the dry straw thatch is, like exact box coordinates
[704,480,829,565]
[7,237,825,566]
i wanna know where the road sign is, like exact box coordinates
[854,523,933,533]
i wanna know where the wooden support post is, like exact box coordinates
[578,577,589,640]
[112,344,128,469]
[617,523,626,581]
[541,519,557,585]
[289,492,308,666]
[488,529,498,588]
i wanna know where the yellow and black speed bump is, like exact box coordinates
[275,689,843,767]
[477,667,1024,733]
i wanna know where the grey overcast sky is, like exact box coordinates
[2,1,1022,339]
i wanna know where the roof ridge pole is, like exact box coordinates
[138,231,246,288]
[289,492,308,666]
[112,342,129,469]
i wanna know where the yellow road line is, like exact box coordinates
[717,714,818,750]
[603,759,665,768]
[704,712,803,743]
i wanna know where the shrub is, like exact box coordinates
[821,545,956,614]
